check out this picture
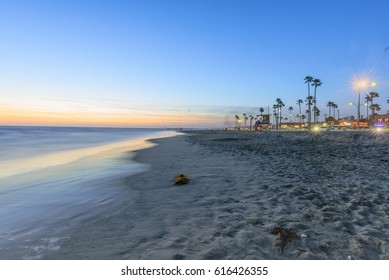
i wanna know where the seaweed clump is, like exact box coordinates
[271,227,297,253]
[252,219,264,226]
[174,174,189,185]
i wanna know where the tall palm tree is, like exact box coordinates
[296,99,303,124]
[288,106,293,123]
[243,114,248,129]
[311,78,322,124]
[368,92,379,116]
[242,113,247,129]
[276,98,285,130]
[365,95,372,121]
[332,103,338,120]
[305,96,313,124]
[249,115,254,130]
[387,97,389,103]
[327,101,333,118]
[272,104,278,127]
[234,115,240,129]
[313,107,320,122]
[259,107,264,115]
[304,75,314,129]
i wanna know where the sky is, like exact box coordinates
[1,0,389,127]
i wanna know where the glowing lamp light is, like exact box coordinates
[356,80,366,89]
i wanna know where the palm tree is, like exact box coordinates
[327,101,333,117]
[301,115,306,124]
[332,103,338,120]
[387,97,389,103]
[313,107,320,123]
[369,104,381,115]
[249,115,254,130]
[311,78,322,124]
[243,113,247,128]
[369,91,379,102]
[304,75,314,129]
[305,96,313,125]
[368,92,379,116]
[272,104,278,127]
[365,95,372,121]
[234,115,240,129]
[288,106,293,123]
[276,98,285,130]
[296,99,303,124]
[259,107,264,115]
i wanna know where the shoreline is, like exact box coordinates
[0,131,177,260]
[42,130,389,260]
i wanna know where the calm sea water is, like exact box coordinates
[0,126,176,259]
[0,126,176,179]
[0,126,170,161]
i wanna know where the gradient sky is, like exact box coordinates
[1,0,389,127]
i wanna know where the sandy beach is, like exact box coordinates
[43,130,389,260]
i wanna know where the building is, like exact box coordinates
[369,113,389,128]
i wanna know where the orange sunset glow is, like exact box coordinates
[0,104,223,127]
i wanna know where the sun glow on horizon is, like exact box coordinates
[0,100,228,128]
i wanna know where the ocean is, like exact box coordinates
[0,126,176,259]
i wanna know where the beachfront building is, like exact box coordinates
[279,122,305,129]
[369,113,389,128]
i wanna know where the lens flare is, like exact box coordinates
[371,127,386,138]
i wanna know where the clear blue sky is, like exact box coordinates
[1,0,388,127]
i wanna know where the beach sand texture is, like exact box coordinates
[44,130,389,260]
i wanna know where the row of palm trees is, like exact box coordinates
[326,101,338,119]
[235,100,302,130]
[234,75,388,130]
[235,113,254,130]
[235,93,386,130]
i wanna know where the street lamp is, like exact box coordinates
[348,102,358,127]
[355,80,367,129]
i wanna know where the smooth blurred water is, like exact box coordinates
[0,126,176,259]
[0,126,166,161]
[0,126,177,179]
